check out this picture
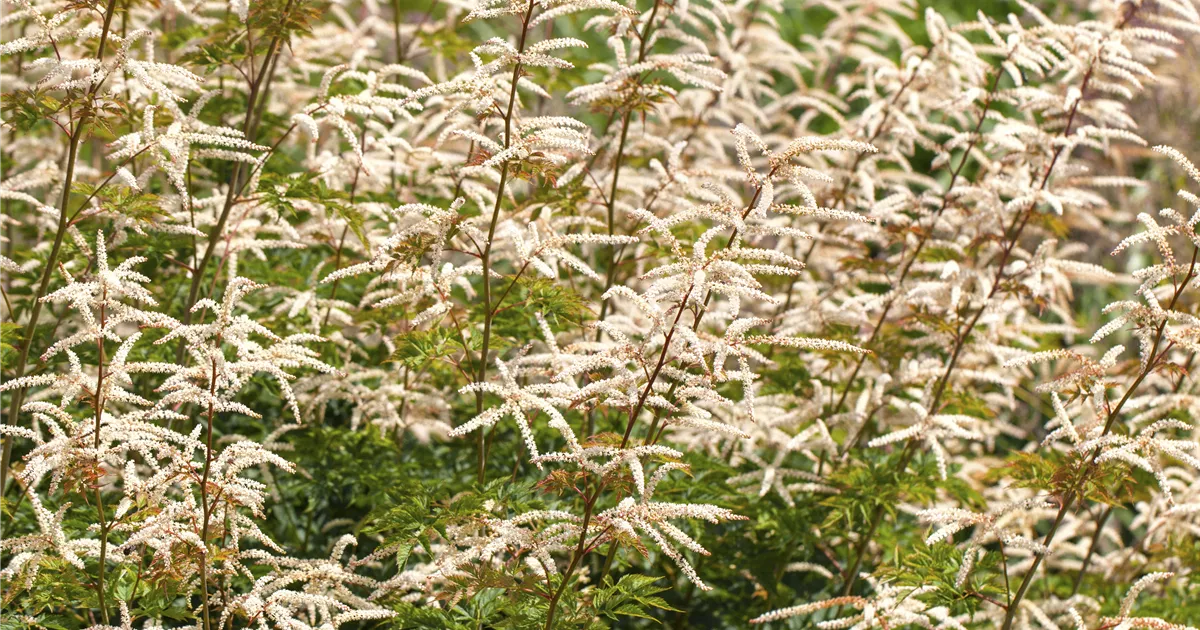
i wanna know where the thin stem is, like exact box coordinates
[830,57,1010,432]
[2,0,122,492]
[1071,506,1112,597]
[592,0,662,328]
[392,0,403,62]
[177,0,297,360]
[92,297,110,624]
[839,12,1136,594]
[199,354,220,630]
[1002,253,1193,629]
[322,226,350,329]
[473,0,536,484]
[998,537,1013,608]
[544,483,599,629]
[322,130,367,328]
[545,165,773,628]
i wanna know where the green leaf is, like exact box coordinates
[388,327,460,369]
[592,574,681,623]
[73,183,167,223]
[1,322,23,372]
[1,88,62,133]
[329,200,371,250]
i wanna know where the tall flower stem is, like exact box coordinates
[1,0,122,494]
[322,129,367,329]
[1000,243,1196,630]
[1071,506,1112,597]
[831,57,1010,435]
[838,10,1137,595]
[585,0,664,441]
[474,0,536,484]
[545,167,773,628]
[198,354,221,630]
[91,297,111,624]
[594,0,662,325]
[177,0,297,361]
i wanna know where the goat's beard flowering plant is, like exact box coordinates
[3,0,1200,626]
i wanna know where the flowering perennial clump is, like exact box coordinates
[3,0,1200,627]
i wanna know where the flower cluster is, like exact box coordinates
[3,0,1200,627]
